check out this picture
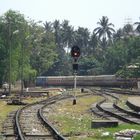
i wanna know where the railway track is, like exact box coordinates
[2,111,17,140]
[91,88,140,124]
[16,103,53,140]
[3,94,72,140]
[2,87,140,140]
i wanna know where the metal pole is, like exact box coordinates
[74,72,77,89]
[8,20,11,95]
[73,72,77,105]
[20,44,24,101]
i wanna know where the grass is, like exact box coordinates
[0,95,49,132]
[1,90,140,140]
[0,87,60,139]
[49,111,140,139]
[0,100,20,132]
[23,96,48,103]
[46,94,140,140]
[134,135,140,140]
[47,95,105,139]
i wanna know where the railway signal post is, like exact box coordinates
[71,45,80,105]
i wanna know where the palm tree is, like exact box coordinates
[74,27,90,56]
[53,20,62,46]
[61,20,74,48]
[89,31,99,55]
[43,21,52,32]
[94,16,115,40]
[123,24,134,37]
[113,28,123,41]
[134,18,140,34]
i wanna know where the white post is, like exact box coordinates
[74,73,77,90]
[73,72,77,105]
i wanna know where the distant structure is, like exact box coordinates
[124,17,132,25]
[2,82,8,92]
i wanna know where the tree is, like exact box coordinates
[30,21,57,76]
[94,16,115,40]
[103,42,127,74]
[0,10,33,84]
[134,19,140,34]
[61,20,74,48]
[89,31,99,55]
[113,28,123,41]
[79,56,103,75]
[74,27,90,56]
[43,21,52,32]
[94,16,115,50]
[53,20,62,47]
[123,23,134,37]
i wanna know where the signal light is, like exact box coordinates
[71,45,80,58]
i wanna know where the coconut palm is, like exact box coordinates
[74,27,90,56]
[43,21,52,32]
[134,19,140,34]
[61,20,74,48]
[89,31,99,54]
[113,28,123,41]
[123,24,134,36]
[94,16,115,40]
[53,20,62,47]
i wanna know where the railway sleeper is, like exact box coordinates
[91,120,118,128]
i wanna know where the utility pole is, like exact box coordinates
[20,42,24,101]
[8,19,12,96]
[8,17,19,96]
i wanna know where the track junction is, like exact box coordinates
[2,87,140,139]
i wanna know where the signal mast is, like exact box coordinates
[71,45,80,105]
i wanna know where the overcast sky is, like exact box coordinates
[0,0,140,31]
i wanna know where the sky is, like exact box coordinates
[0,0,140,31]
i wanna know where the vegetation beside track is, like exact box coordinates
[0,88,60,135]
[0,100,20,132]
[0,95,48,133]
[46,94,140,140]
[1,89,140,140]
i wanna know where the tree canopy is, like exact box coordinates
[0,10,140,85]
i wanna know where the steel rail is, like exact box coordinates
[91,88,140,124]
[14,94,71,140]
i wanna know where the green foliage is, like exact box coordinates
[0,10,140,83]
[0,10,30,84]
[0,10,58,84]
[114,37,140,78]
[134,135,140,140]
[103,42,127,74]
[30,27,58,75]
[79,56,103,75]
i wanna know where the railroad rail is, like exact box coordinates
[38,94,73,140]
[2,87,140,140]
[2,111,17,140]
[3,94,73,140]
[91,88,140,124]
